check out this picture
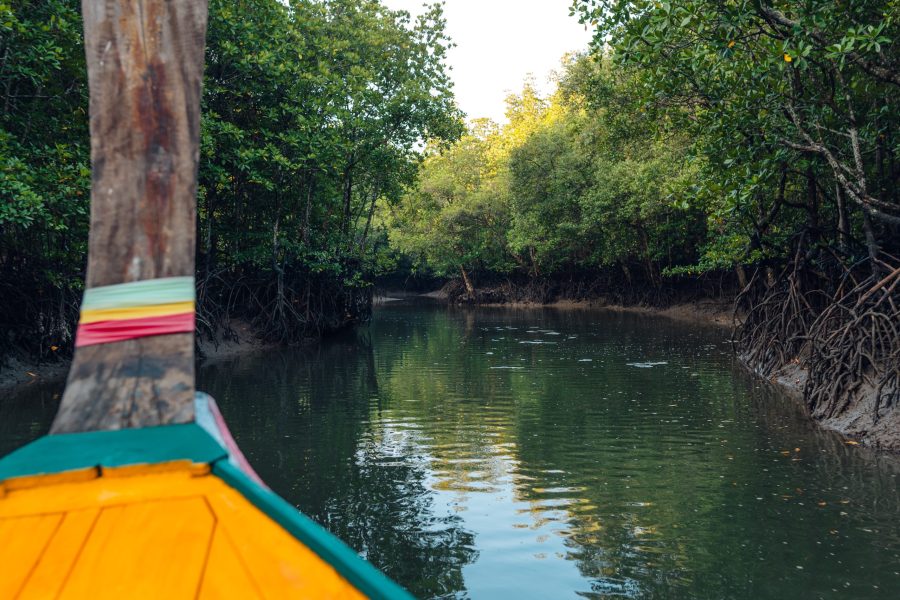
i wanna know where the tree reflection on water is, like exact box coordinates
[200,304,900,599]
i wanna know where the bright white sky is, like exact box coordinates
[382,0,594,123]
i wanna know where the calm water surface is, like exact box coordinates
[3,302,899,599]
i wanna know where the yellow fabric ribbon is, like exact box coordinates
[78,301,195,324]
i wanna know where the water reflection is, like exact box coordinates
[199,303,900,599]
[0,376,61,456]
[200,331,478,596]
[2,302,898,599]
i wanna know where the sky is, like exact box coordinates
[382,0,594,123]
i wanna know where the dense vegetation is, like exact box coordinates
[0,0,461,361]
[197,0,460,344]
[0,0,89,361]
[386,66,706,301]
[571,0,900,428]
[2,0,897,439]
[386,1,899,435]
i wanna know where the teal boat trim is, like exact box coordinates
[0,424,225,483]
[214,460,415,600]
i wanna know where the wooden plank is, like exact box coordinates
[0,470,204,519]
[61,497,215,599]
[197,528,263,600]
[0,513,62,598]
[52,0,209,433]
[0,472,373,598]
[205,487,366,599]
[18,509,100,600]
[2,468,99,493]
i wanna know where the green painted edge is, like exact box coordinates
[0,424,227,483]
[213,461,415,600]
[82,276,195,310]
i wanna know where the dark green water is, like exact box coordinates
[2,302,899,599]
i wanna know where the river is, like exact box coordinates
[2,301,899,599]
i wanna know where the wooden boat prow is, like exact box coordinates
[0,394,411,599]
[1,0,413,596]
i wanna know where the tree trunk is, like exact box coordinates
[835,181,850,253]
[460,265,475,295]
[272,199,286,320]
[359,189,379,254]
[302,174,314,244]
[341,163,354,237]
[862,210,882,275]
[53,0,208,434]
[735,264,748,290]
[805,168,820,245]
[637,224,659,287]
[529,247,540,277]
[204,189,216,275]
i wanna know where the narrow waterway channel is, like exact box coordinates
[2,301,899,599]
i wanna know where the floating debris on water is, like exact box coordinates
[626,361,669,368]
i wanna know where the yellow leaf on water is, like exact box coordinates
[844,440,860,445]
[50,345,59,351]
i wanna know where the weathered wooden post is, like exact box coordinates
[1,6,415,594]
[52,0,209,433]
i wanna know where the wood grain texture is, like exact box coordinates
[60,498,215,599]
[17,509,101,600]
[0,513,63,598]
[197,529,263,599]
[205,490,367,598]
[1,471,367,598]
[53,0,209,433]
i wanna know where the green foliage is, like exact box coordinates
[200,0,462,282]
[0,0,89,356]
[387,55,705,284]
[387,129,512,278]
[0,0,463,353]
[389,0,899,290]
[571,0,900,267]
[0,0,89,249]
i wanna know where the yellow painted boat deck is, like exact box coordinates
[0,465,365,599]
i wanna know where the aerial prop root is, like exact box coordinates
[805,259,900,422]
[734,253,900,423]
[195,268,370,348]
